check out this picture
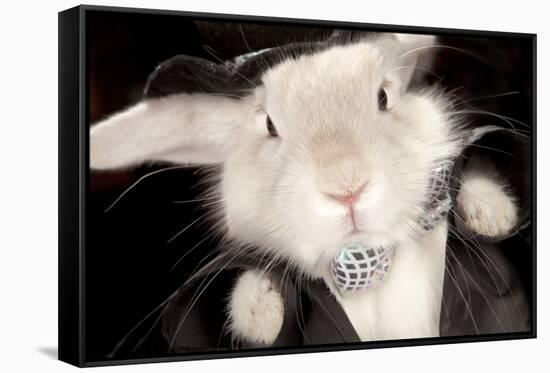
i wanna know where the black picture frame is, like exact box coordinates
[59,4,537,367]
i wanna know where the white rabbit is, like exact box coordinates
[90,33,518,345]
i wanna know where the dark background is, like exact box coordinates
[86,9,534,362]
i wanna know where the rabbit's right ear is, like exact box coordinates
[90,93,252,170]
[375,33,437,90]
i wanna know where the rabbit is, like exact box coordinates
[90,33,519,345]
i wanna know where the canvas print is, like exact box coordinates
[83,8,534,364]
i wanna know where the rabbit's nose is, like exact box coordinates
[323,180,369,208]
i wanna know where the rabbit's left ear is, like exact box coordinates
[383,33,437,89]
[90,93,253,170]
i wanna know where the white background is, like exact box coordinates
[0,0,547,371]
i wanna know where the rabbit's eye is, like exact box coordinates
[378,87,388,111]
[266,116,278,137]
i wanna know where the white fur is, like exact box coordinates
[227,270,284,345]
[457,165,518,237]
[89,33,516,344]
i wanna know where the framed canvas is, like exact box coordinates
[58,5,536,367]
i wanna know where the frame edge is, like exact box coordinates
[58,5,84,367]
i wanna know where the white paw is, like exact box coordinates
[456,173,518,237]
[227,270,284,345]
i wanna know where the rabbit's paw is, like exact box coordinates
[456,173,518,237]
[227,270,284,345]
